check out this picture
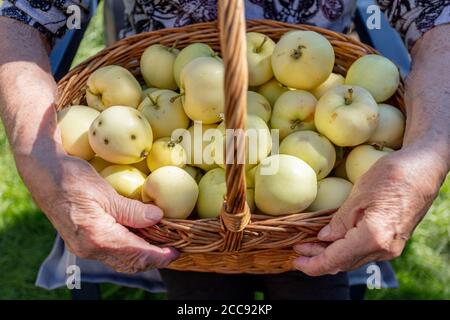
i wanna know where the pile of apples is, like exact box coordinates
[58,30,405,220]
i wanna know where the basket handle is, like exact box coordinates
[218,0,251,247]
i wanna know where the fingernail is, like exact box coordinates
[318,225,330,240]
[160,248,180,267]
[163,247,180,259]
[145,207,163,222]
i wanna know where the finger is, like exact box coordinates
[97,221,179,273]
[109,194,163,228]
[317,191,365,242]
[294,220,378,276]
[293,242,327,257]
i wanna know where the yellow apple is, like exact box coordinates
[345,54,400,102]
[246,166,257,212]
[196,168,226,219]
[368,104,405,149]
[246,32,276,86]
[180,57,225,124]
[140,44,179,90]
[255,154,317,216]
[142,166,198,219]
[197,168,255,218]
[346,144,393,183]
[246,188,256,213]
[100,165,146,200]
[146,137,187,171]
[271,30,335,90]
[173,43,219,87]
[257,78,289,106]
[88,106,153,164]
[179,123,219,171]
[86,66,141,111]
[279,130,336,180]
[137,89,190,139]
[247,91,272,122]
[308,177,353,211]
[57,105,99,160]
[94,144,150,174]
[270,90,317,140]
[315,85,379,147]
[246,166,257,189]
[214,115,272,169]
[312,73,345,99]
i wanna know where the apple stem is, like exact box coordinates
[169,92,185,103]
[255,37,268,53]
[291,45,306,60]
[168,135,183,148]
[168,40,179,53]
[371,142,385,151]
[147,93,159,107]
[290,119,303,130]
[140,150,149,158]
[345,88,354,105]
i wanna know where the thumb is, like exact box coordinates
[317,194,364,242]
[110,195,163,228]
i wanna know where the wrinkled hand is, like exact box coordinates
[15,141,178,273]
[293,145,447,276]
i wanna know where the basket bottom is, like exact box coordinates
[165,249,298,274]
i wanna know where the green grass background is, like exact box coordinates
[0,1,448,300]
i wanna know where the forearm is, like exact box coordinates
[0,17,68,207]
[0,19,174,272]
[0,17,62,158]
[404,24,450,174]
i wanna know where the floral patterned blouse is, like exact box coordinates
[1,1,449,49]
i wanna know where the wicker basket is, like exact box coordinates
[57,1,405,274]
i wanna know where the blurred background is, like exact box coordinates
[0,1,448,299]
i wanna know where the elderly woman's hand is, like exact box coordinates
[15,141,178,273]
[293,24,450,276]
[0,18,178,274]
[293,144,448,276]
